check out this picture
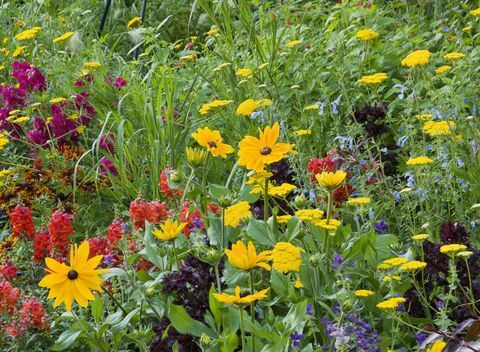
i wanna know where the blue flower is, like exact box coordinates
[331,95,341,114]
[374,219,388,234]
[290,331,303,347]
[393,83,408,100]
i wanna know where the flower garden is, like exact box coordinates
[1,0,480,351]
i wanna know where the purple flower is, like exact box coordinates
[331,253,344,270]
[100,157,118,176]
[306,303,313,316]
[99,133,115,154]
[108,76,127,89]
[11,61,46,92]
[374,219,388,234]
[415,332,427,346]
[290,331,303,347]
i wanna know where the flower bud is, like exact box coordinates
[294,193,308,208]
[200,333,211,345]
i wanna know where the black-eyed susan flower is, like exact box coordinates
[224,202,252,227]
[225,240,272,271]
[213,285,269,306]
[271,242,303,273]
[191,127,234,158]
[401,50,431,67]
[38,241,108,311]
[355,290,374,297]
[356,29,379,41]
[238,122,296,172]
[315,170,347,190]
[153,219,186,241]
[406,156,433,166]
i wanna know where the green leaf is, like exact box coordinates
[168,302,214,337]
[51,329,82,351]
[91,293,104,323]
[105,310,124,325]
[111,308,140,333]
[246,219,276,246]
[283,300,307,331]
[209,184,231,198]
[270,270,290,297]
[209,285,221,327]
[221,331,239,352]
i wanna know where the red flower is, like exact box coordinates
[180,202,204,237]
[48,210,74,258]
[129,198,149,230]
[33,230,50,262]
[10,205,35,239]
[159,168,182,199]
[146,201,168,225]
[0,263,17,280]
[0,278,20,314]
[19,298,49,331]
[88,237,108,257]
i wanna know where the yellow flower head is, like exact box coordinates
[295,209,324,221]
[213,286,269,306]
[435,65,451,74]
[236,99,260,116]
[238,122,296,172]
[12,46,27,58]
[440,243,467,255]
[356,29,379,41]
[191,127,234,158]
[355,290,374,297]
[12,116,29,124]
[276,215,292,224]
[268,183,297,197]
[382,257,408,267]
[199,99,231,115]
[401,50,431,67]
[406,156,433,166]
[427,340,446,352]
[314,218,342,231]
[315,170,347,190]
[286,40,303,48]
[412,234,429,242]
[246,171,273,185]
[271,242,303,273]
[471,8,480,16]
[444,52,465,61]
[53,32,74,44]
[423,120,455,136]
[347,197,371,206]
[38,241,109,311]
[294,277,304,288]
[399,261,427,271]
[457,251,473,258]
[186,147,208,167]
[358,73,388,85]
[376,297,406,310]
[153,219,186,241]
[206,27,219,37]
[294,129,312,136]
[0,133,9,151]
[83,61,102,68]
[303,104,319,111]
[15,28,41,41]
[224,202,252,227]
[49,97,66,104]
[225,240,272,271]
[235,68,253,78]
[127,17,142,28]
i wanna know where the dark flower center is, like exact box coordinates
[207,141,217,148]
[260,147,272,155]
[67,270,79,280]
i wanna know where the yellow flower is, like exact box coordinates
[206,27,219,37]
[427,340,446,352]
[77,126,86,134]
[294,129,312,136]
[236,99,260,116]
[314,218,341,231]
[153,219,186,241]
[224,202,252,227]
[423,120,455,136]
[83,61,102,68]
[406,156,433,166]
[15,20,25,27]
[444,52,465,61]
[417,114,433,121]
[440,243,467,255]
[186,147,208,167]
[191,127,234,158]
[49,97,66,104]
[356,29,379,41]
[271,242,303,273]
[463,25,472,32]
[355,290,374,297]
[412,234,429,242]
[295,209,324,221]
[435,65,451,74]
[225,240,272,271]
[399,261,427,271]
[0,66,4,71]
[315,170,347,190]
[286,40,302,48]
[235,68,253,78]
[377,263,392,270]
[12,46,27,58]
[401,50,431,67]
[383,275,401,282]
[471,8,480,16]
[38,241,109,311]
[199,99,231,115]
[15,28,41,41]
[213,286,269,306]
[53,32,74,43]
[238,122,296,172]
[303,104,319,111]
[294,278,304,288]
[358,73,388,85]
[12,116,29,124]
[246,171,273,185]
[0,133,9,150]
[275,215,292,224]
[268,183,297,197]
[347,197,371,206]
[376,297,406,310]
[127,17,142,28]
[382,257,408,267]
[0,169,10,178]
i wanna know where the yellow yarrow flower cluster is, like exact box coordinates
[246,171,273,185]
[224,202,252,227]
[49,97,66,104]
[399,261,427,271]
[401,50,431,67]
[356,29,379,41]
[12,46,27,57]
[440,243,467,255]
[271,242,303,273]
[347,197,371,206]
[295,209,324,221]
[435,65,451,74]
[423,120,455,136]
[83,61,102,68]
[236,98,272,116]
[294,129,312,136]
[444,52,465,61]
[376,297,406,310]
[358,73,388,85]
[0,132,9,150]
[199,99,231,115]
[235,68,253,78]
[15,27,42,41]
[412,234,429,242]
[314,218,342,231]
[275,215,292,224]
[406,156,433,166]
[53,31,74,43]
[286,40,303,48]
[355,290,374,297]
[377,257,408,270]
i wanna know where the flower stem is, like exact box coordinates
[179,167,195,211]
[221,207,225,250]
[249,270,256,352]
[171,240,180,269]
[214,263,222,293]
[263,177,269,221]
[103,286,128,315]
[239,308,246,352]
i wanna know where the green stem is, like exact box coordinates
[465,260,479,315]
[72,311,108,352]
[263,177,269,221]
[172,240,180,269]
[214,263,222,293]
[239,308,246,352]
[249,271,256,352]
[179,167,196,211]
[221,207,225,250]
[225,161,239,189]
[103,287,128,315]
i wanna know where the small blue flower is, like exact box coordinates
[306,303,313,316]
[393,83,408,100]
[331,95,341,115]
